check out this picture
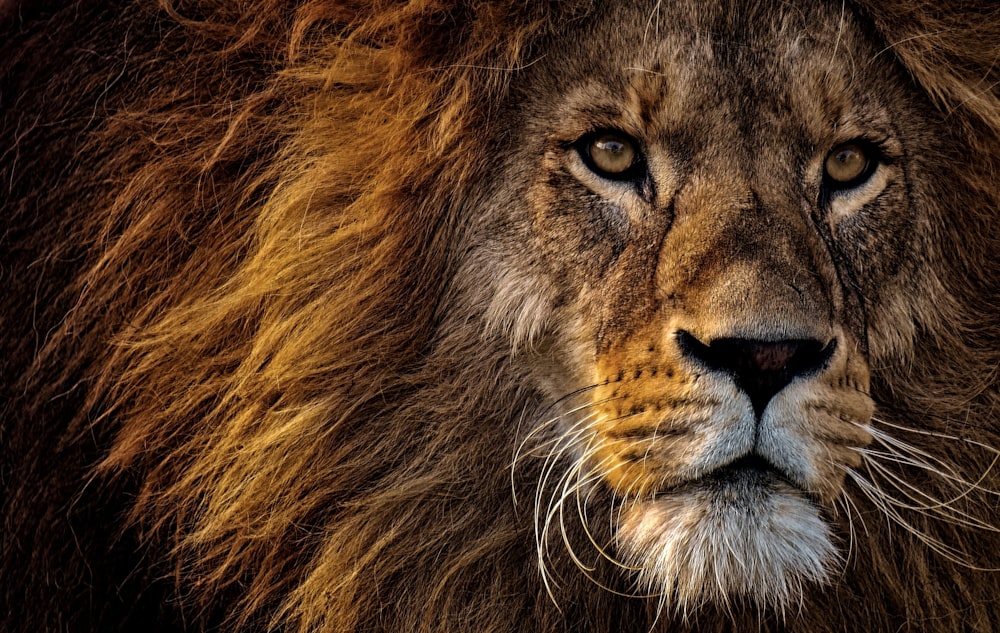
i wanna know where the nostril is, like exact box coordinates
[676,331,836,418]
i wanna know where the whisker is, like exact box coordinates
[863,424,966,479]
[574,443,646,574]
[514,388,607,468]
[856,456,998,533]
[845,468,1000,572]
[535,418,593,550]
[871,415,1000,454]
[833,496,857,572]
[533,414,597,608]
[554,460,596,572]
[541,445,652,600]
[860,445,1000,504]
[837,477,871,551]
[513,395,606,506]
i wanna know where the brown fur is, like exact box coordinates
[1,1,998,631]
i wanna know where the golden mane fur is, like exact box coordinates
[1,1,999,631]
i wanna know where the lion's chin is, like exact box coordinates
[616,466,835,614]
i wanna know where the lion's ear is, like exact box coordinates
[857,0,1000,149]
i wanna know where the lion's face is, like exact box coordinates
[474,1,941,610]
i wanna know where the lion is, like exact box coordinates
[1,0,998,631]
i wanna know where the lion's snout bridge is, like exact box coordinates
[676,331,837,418]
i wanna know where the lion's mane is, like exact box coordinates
[1,1,998,632]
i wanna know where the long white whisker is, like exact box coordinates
[872,413,999,446]
[833,496,857,572]
[542,444,652,600]
[846,468,1000,572]
[574,440,646,575]
[535,418,593,550]
[860,446,1000,505]
[514,394,606,485]
[862,424,968,481]
[857,456,999,533]
[838,474,871,540]
[869,417,1000,461]
[532,413,597,608]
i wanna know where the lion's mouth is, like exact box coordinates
[666,452,810,500]
[708,453,792,484]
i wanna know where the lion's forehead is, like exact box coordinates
[537,6,895,160]
[510,2,914,187]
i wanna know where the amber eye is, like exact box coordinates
[578,130,643,180]
[823,141,876,189]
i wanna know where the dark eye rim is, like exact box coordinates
[574,128,647,182]
[821,138,884,192]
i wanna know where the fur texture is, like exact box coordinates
[1,1,998,632]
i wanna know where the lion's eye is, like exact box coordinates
[823,141,877,189]
[578,130,643,180]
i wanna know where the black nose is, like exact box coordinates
[677,331,836,418]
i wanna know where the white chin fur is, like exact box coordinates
[617,477,835,615]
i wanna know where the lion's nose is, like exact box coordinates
[677,332,836,418]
